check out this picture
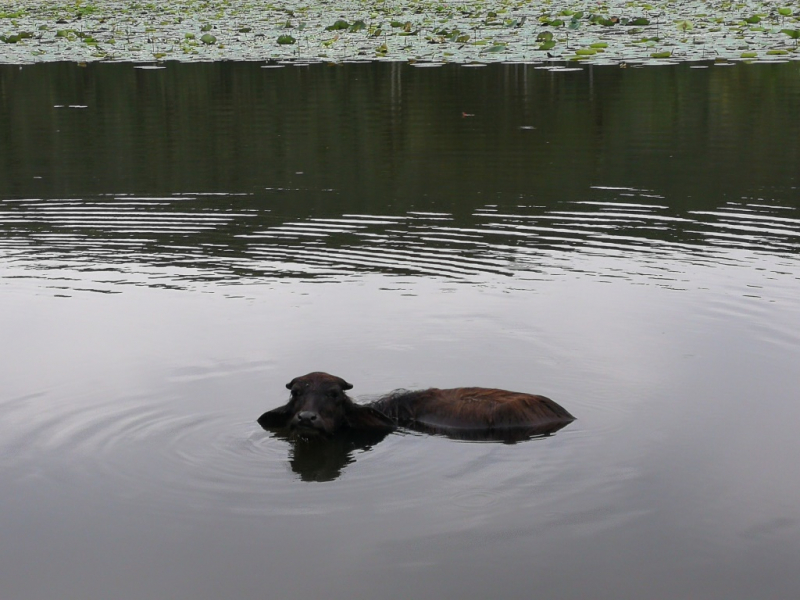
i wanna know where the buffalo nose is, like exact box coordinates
[297,411,317,423]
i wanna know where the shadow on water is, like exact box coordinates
[264,421,572,481]
[268,429,392,482]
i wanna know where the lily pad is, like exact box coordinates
[348,20,366,33]
[200,33,217,45]
[277,34,296,45]
[326,20,349,31]
[1,31,32,43]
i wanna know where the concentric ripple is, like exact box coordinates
[1,388,303,516]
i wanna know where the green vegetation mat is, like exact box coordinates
[2,0,799,64]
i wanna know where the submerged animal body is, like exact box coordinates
[257,372,575,440]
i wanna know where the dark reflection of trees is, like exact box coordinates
[1,61,798,281]
[2,61,798,206]
[266,420,571,481]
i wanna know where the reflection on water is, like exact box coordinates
[2,61,800,600]
[2,61,798,293]
[273,430,393,483]
[2,192,798,290]
[261,400,571,483]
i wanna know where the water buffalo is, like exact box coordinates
[257,372,575,441]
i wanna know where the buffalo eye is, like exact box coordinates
[327,389,341,400]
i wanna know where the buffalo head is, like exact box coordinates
[257,372,396,437]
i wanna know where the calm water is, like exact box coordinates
[2,60,800,600]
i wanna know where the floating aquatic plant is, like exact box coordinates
[0,0,799,65]
[1,30,32,43]
[325,19,349,31]
[781,28,800,44]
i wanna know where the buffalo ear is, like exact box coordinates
[341,379,353,391]
[257,403,293,430]
[345,404,395,432]
[285,378,296,390]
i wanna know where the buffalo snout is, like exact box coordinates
[292,409,320,427]
[296,411,319,424]
[289,408,329,435]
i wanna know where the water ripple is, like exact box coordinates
[2,192,798,291]
[3,389,295,516]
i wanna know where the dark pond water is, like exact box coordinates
[2,60,800,600]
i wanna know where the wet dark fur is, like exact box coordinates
[258,372,575,440]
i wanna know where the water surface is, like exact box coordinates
[2,61,800,600]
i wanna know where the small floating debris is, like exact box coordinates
[641,60,680,66]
